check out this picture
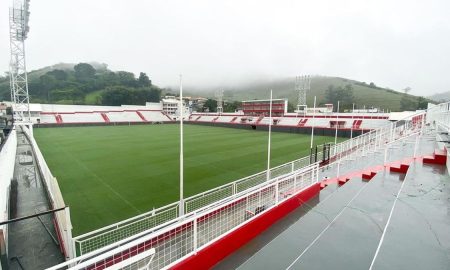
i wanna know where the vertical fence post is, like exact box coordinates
[315,165,319,184]
[384,146,388,165]
[232,182,237,195]
[275,178,279,204]
[193,214,198,254]
[294,175,297,190]
[291,161,295,173]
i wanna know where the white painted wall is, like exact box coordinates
[0,128,17,258]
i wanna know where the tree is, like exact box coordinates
[224,101,240,112]
[74,63,96,81]
[324,84,354,111]
[46,69,68,81]
[40,74,57,101]
[403,87,411,94]
[138,72,151,87]
[101,86,133,106]
[417,97,428,109]
[400,95,417,111]
[116,71,137,87]
[203,99,217,112]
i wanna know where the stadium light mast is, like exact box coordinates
[9,0,32,131]
[295,75,311,116]
[179,75,184,216]
[215,90,223,115]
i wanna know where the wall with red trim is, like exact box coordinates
[171,183,320,270]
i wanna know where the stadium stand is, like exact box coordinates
[188,112,392,131]
[60,113,104,124]
[26,103,174,126]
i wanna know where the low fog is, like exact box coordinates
[1,0,450,95]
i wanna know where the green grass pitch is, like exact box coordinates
[34,124,340,235]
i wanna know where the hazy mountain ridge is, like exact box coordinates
[1,64,432,111]
[185,76,430,112]
[429,91,450,102]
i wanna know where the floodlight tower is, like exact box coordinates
[9,0,32,129]
[215,90,223,115]
[295,75,311,115]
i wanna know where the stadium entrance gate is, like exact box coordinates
[310,143,331,165]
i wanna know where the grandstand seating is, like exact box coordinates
[138,111,170,122]
[276,117,299,126]
[61,113,104,123]
[39,114,57,124]
[106,111,142,122]
[186,113,392,130]
[215,116,235,123]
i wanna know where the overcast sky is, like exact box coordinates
[1,0,450,95]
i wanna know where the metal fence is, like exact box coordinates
[48,162,320,270]
[21,126,74,260]
[71,110,429,258]
[73,155,315,255]
[47,106,437,270]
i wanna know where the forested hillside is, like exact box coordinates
[0,62,162,106]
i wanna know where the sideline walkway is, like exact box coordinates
[7,128,64,270]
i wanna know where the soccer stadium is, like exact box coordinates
[1,1,450,270]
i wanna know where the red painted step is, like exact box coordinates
[389,163,410,174]
[362,171,377,181]
[423,148,447,165]
[55,114,63,124]
[297,118,308,127]
[100,113,110,123]
[338,177,350,185]
[352,119,363,129]
[255,116,264,124]
[136,111,147,122]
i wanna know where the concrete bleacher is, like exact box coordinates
[138,111,170,122]
[39,114,57,124]
[186,113,393,131]
[305,117,335,128]
[215,116,235,123]
[106,111,142,122]
[219,132,450,270]
[276,117,302,126]
[33,103,174,125]
[60,113,104,123]
[359,119,391,129]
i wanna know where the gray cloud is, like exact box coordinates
[1,0,450,95]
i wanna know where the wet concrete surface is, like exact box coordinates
[216,134,450,270]
[7,131,64,270]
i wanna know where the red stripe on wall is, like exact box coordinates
[170,183,320,270]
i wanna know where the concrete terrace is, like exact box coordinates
[216,134,450,270]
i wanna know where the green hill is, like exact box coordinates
[190,76,431,112]
[0,62,161,106]
[1,63,432,111]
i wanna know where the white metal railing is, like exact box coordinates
[427,102,450,133]
[71,109,429,257]
[48,163,320,270]
[48,105,436,269]
[73,154,314,255]
[21,126,75,260]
